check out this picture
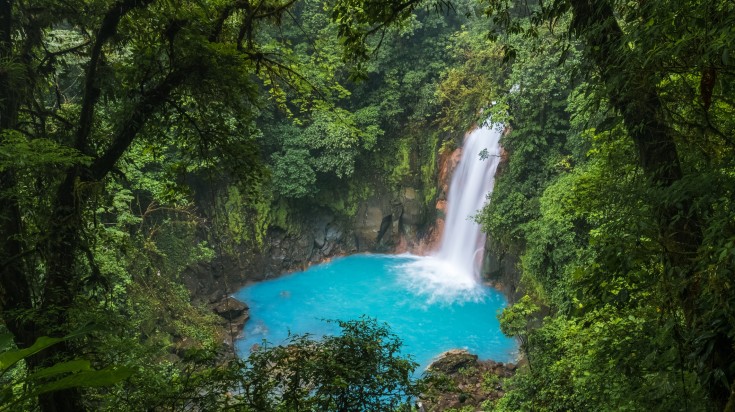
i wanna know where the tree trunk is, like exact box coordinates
[34,175,85,412]
[0,171,35,347]
[31,67,186,411]
[571,0,701,291]
[0,1,79,409]
[0,0,38,350]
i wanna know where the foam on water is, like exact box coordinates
[397,255,486,304]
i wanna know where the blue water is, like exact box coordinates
[234,254,517,372]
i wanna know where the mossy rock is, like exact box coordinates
[428,350,479,375]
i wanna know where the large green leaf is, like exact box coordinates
[32,366,135,395]
[26,359,92,380]
[0,336,64,374]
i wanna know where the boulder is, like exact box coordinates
[428,349,479,375]
[421,353,517,411]
[212,297,249,321]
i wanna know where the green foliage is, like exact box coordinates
[239,317,420,411]
[3,0,732,410]
[480,21,583,255]
[443,406,475,412]
[267,104,382,202]
[481,371,504,392]
[498,295,539,357]
[0,329,132,411]
[74,259,235,410]
[215,184,273,251]
[421,131,441,206]
[389,138,412,187]
[271,148,318,199]
[470,0,735,408]
[0,131,91,173]
[256,1,468,222]
[435,23,506,132]
[0,0,474,409]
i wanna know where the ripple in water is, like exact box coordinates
[234,254,517,372]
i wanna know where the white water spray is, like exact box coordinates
[401,123,502,302]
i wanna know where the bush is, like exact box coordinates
[239,317,420,412]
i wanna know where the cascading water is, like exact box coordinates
[401,123,502,302]
[438,123,503,278]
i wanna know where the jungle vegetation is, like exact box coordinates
[0,0,733,410]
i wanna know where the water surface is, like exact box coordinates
[235,254,517,372]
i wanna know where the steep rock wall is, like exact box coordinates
[183,181,432,306]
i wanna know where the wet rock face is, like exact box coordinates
[354,200,387,248]
[401,188,422,223]
[411,143,462,255]
[254,189,429,279]
[482,235,522,302]
[353,193,403,251]
[258,212,354,278]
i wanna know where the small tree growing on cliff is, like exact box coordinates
[239,317,420,412]
[499,295,540,363]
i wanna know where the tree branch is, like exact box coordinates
[76,0,157,154]
[89,69,188,181]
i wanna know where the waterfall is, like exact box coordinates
[437,124,502,280]
[401,123,502,302]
